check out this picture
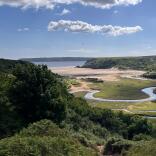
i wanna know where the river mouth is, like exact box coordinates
[84,87,156,103]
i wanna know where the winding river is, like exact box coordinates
[84,87,156,103]
[83,87,156,118]
[71,87,156,118]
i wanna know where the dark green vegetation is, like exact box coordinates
[143,72,156,79]
[0,120,97,156]
[126,139,156,156]
[83,56,156,70]
[82,78,104,83]
[0,59,156,156]
[0,58,29,73]
[21,57,91,62]
[142,63,156,79]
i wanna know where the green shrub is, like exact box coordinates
[143,72,156,79]
[104,138,133,155]
[133,134,152,141]
[18,119,67,137]
[0,136,97,156]
[127,140,156,156]
[0,120,97,156]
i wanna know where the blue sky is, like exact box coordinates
[0,0,156,59]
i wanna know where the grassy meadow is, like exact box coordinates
[88,101,156,111]
[73,78,156,117]
[89,78,156,100]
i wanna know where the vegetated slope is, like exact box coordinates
[126,139,156,156]
[0,58,29,73]
[21,57,92,62]
[0,120,97,156]
[0,59,156,156]
[82,56,156,70]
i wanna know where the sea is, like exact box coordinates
[33,61,86,68]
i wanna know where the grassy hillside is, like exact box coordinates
[126,140,156,156]
[82,56,156,70]
[0,120,97,156]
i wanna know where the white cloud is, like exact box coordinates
[73,0,142,9]
[59,8,71,15]
[17,27,29,32]
[48,20,143,36]
[0,0,142,10]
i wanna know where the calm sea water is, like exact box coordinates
[33,61,86,68]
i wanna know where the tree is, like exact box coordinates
[9,64,68,124]
[0,73,21,138]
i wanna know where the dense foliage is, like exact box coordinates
[9,64,69,124]
[104,137,133,155]
[82,56,156,70]
[0,120,97,156]
[143,72,156,79]
[126,139,156,156]
[0,59,29,73]
[0,59,155,155]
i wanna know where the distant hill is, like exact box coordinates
[21,57,92,62]
[82,55,156,70]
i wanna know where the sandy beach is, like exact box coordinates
[50,67,145,82]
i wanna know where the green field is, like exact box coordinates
[74,91,88,97]
[128,101,156,111]
[89,78,156,100]
[74,93,156,116]
[88,100,133,109]
[88,100,156,110]
[87,100,156,117]
[73,78,156,117]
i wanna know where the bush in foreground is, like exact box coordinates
[0,120,97,156]
[104,137,133,155]
[126,140,156,156]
